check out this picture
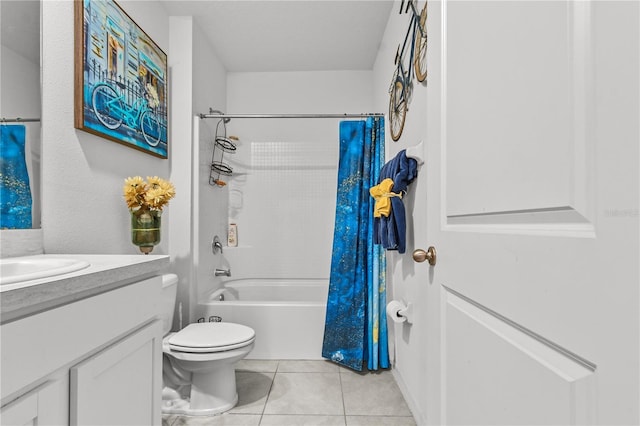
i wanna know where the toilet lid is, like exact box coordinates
[168,323,255,353]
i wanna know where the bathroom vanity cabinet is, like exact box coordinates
[0,256,167,425]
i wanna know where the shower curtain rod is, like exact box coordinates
[1,117,41,123]
[199,112,384,120]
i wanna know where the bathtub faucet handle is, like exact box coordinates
[214,268,231,277]
[212,236,223,254]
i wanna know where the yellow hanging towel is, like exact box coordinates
[369,178,403,218]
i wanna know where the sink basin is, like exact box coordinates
[0,256,91,285]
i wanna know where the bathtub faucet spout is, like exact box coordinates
[214,268,231,277]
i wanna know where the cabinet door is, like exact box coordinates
[70,320,162,426]
[1,376,68,426]
[1,391,38,426]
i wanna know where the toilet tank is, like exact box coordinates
[161,274,178,335]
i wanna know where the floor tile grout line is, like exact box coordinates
[338,365,347,424]
[257,361,278,425]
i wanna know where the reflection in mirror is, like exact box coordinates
[1,0,41,229]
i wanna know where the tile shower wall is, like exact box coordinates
[225,140,337,278]
[223,71,374,279]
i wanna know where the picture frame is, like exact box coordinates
[74,0,168,158]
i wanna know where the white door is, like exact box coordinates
[421,1,639,424]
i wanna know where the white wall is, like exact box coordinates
[41,0,171,255]
[193,20,228,306]
[36,2,226,328]
[372,1,430,424]
[192,20,228,322]
[169,16,228,327]
[167,16,194,330]
[220,71,373,282]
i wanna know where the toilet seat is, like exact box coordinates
[168,323,255,353]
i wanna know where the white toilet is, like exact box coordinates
[160,274,255,416]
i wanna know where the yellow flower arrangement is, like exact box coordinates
[123,176,175,211]
[146,83,160,109]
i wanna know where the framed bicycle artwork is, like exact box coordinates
[74,0,168,158]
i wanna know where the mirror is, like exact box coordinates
[1,0,41,229]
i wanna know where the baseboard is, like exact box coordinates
[392,367,427,426]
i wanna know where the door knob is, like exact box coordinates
[413,246,437,265]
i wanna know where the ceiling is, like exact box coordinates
[160,0,395,72]
[1,0,40,65]
[0,1,394,72]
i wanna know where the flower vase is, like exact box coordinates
[131,209,161,254]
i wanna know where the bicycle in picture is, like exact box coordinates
[388,0,428,141]
[90,78,162,147]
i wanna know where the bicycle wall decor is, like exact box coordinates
[388,0,428,142]
[74,0,168,158]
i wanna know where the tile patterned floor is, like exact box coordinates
[162,360,416,426]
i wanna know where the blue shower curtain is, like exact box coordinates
[0,125,32,229]
[322,117,388,371]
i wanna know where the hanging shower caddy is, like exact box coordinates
[208,109,237,187]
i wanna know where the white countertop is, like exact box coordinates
[1,254,170,324]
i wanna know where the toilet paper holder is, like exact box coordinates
[387,301,413,324]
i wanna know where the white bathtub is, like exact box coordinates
[195,279,328,360]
